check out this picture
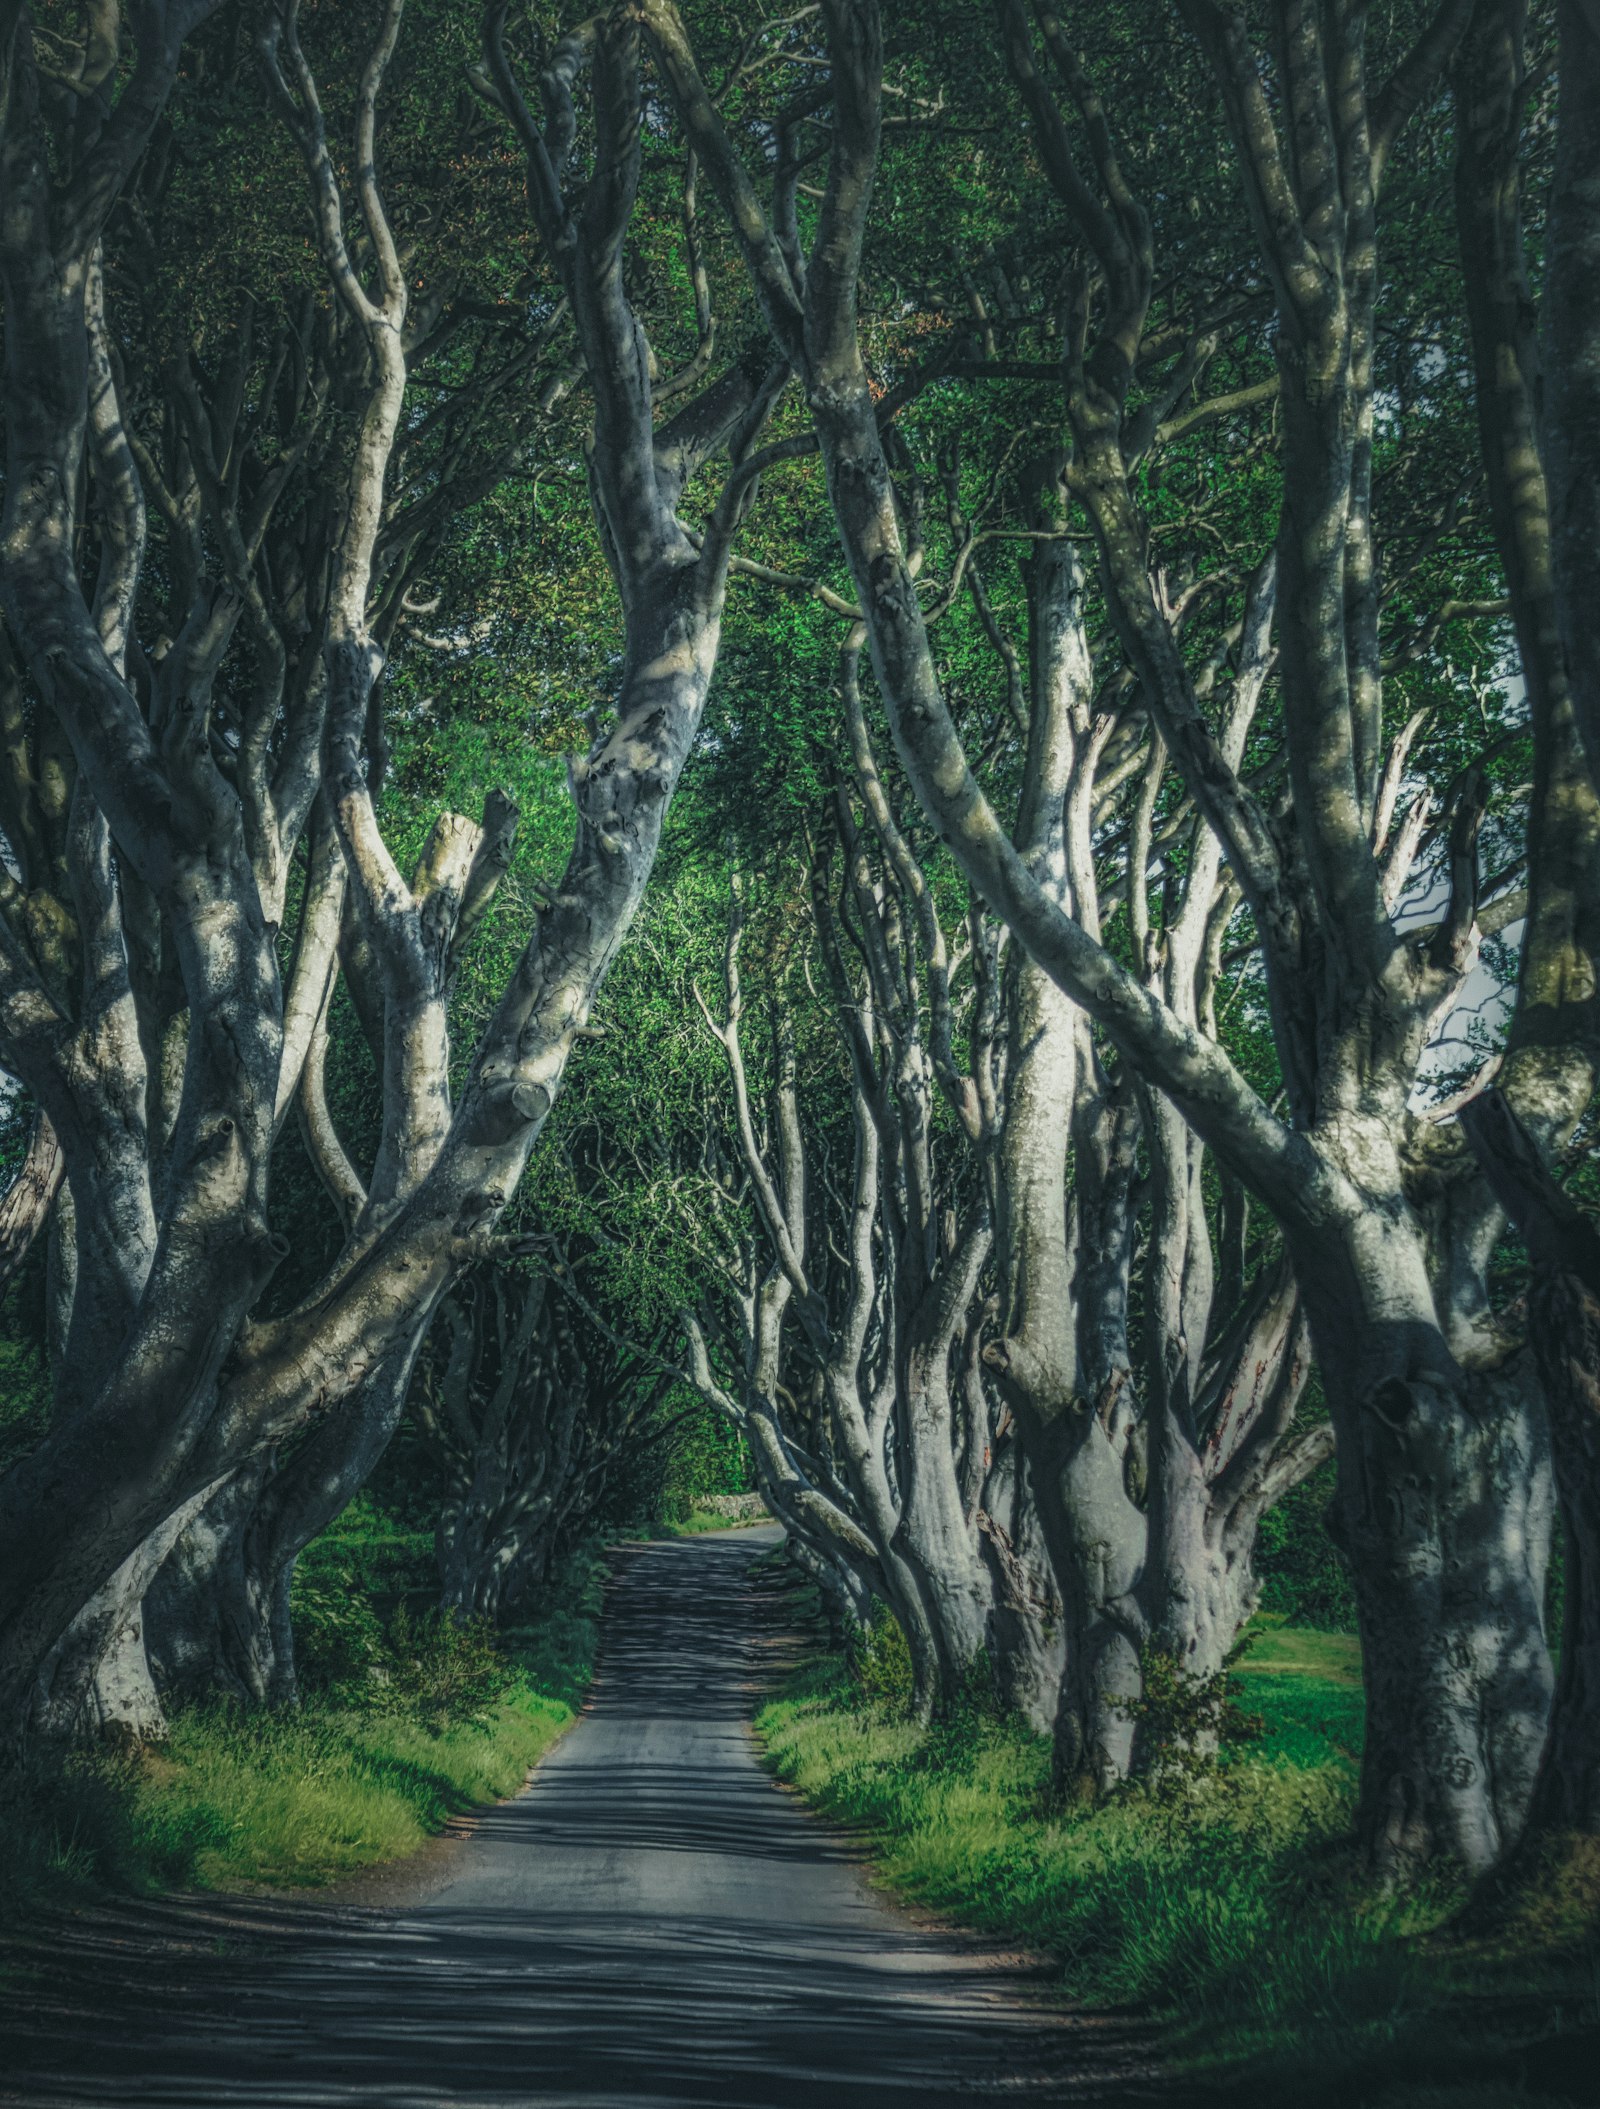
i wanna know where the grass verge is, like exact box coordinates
[754,1602,1598,2109]
[662,1506,773,1536]
[0,1539,604,1925]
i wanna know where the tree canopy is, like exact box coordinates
[2,0,1598,1896]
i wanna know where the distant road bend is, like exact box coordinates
[3,1528,1149,2107]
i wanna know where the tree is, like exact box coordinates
[1542,0,1600,787]
[416,1259,675,1621]
[1454,0,1600,1852]
[1461,1087,1600,1836]
[645,0,1596,1871]
[0,0,783,1740]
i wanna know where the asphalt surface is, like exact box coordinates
[2,1528,1147,2107]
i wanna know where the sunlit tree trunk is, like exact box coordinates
[645,0,1566,1867]
[0,2,783,1736]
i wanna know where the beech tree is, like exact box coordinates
[644,0,1599,1871]
[1542,0,1600,787]
[686,854,998,1718]
[417,1258,676,1621]
[1453,0,1600,1852]
[4,0,1597,1900]
[0,0,783,1739]
[665,535,1323,1774]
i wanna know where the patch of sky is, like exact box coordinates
[1404,661,1529,1111]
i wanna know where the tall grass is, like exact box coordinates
[755,1610,1596,2107]
[0,1506,747,1929]
[0,1540,604,1926]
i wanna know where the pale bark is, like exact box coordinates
[647,0,1555,1868]
[31,1491,212,1742]
[150,1352,417,1708]
[0,0,783,1735]
[680,1295,891,1630]
[145,1460,291,1709]
[1451,0,1600,1846]
[0,1107,62,1290]
[690,896,977,1715]
[1461,1089,1600,1834]
[976,1438,1067,1738]
[786,1530,875,1644]
[978,535,1147,1791]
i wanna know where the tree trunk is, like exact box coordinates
[1528,1267,1600,1832]
[986,959,1145,1794]
[1544,0,1600,786]
[436,1502,557,1622]
[0,1108,63,1291]
[0,11,778,1743]
[30,1493,211,1741]
[436,1506,504,1621]
[976,1442,1066,1737]
[852,1474,947,1723]
[1298,1203,1554,1874]
[1139,1111,1319,1699]
[149,1352,418,1710]
[1461,1087,1600,1834]
[740,1390,886,1637]
[786,1532,874,1645]
[1030,1405,1144,1796]
[895,1241,996,1698]
[1144,1441,1261,1686]
[145,1460,294,1707]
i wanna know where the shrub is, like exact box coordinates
[290,1559,390,1696]
[0,1542,605,1930]
[755,1651,1428,2081]
[754,1625,1600,2102]
[1112,1639,1264,1803]
[656,1485,693,1527]
[851,1605,914,1708]
[1255,1459,1357,1629]
[379,1606,515,1731]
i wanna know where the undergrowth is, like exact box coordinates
[660,1506,773,1536]
[755,1599,1597,2109]
[0,1538,604,1924]
[0,1497,759,1935]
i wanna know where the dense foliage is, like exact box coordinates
[3,4,1600,2092]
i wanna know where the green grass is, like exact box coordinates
[601,1502,773,1541]
[0,1539,604,1925]
[663,1506,773,1536]
[0,1495,744,1933]
[296,1496,436,1605]
[1237,1619,1362,1684]
[755,1608,1598,2108]
[1231,1616,1365,1771]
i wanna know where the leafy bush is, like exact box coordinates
[380,1606,515,1731]
[291,1569,513,1729]
[656,1485,693,1527]
[1112,1639,1264,1801]
[1255,1460,1358,1629]
[290,1559,390,1696]
[851,1605,914,1708]
[666,1407,752,1498]
[0,1543,606,1929]
[294,1492,434,1602]
[757,1624,1593,2101]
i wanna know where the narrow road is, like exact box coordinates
[3,1529,1145,2107]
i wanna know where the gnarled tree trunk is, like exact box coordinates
[1462,1089,1600,1835]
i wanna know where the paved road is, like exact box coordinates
[3,1529,1145,2107]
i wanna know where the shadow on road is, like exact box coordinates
[1,1532,1157,2108]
